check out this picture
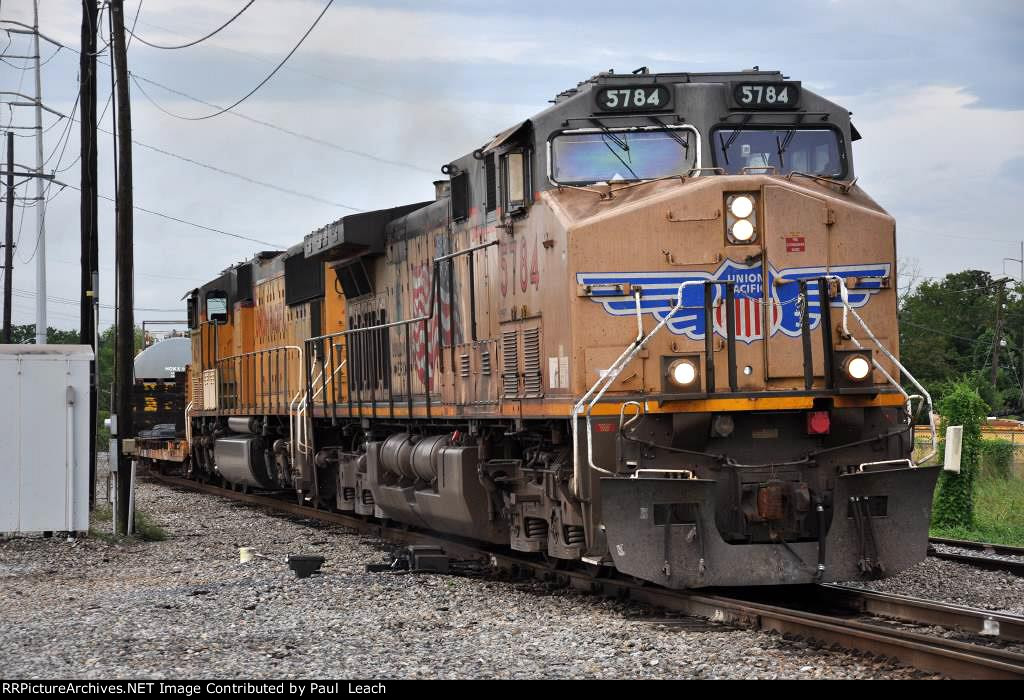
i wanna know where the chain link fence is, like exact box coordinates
[914,429,1024,478]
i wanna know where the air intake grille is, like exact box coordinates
[460,353,471,378]
[501,330,519,397]
[480,349,492,376]
[522,327,542,397]
[191,375,203,407]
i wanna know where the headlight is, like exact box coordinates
[725,193,757,244]
[844,355,871,381]
[731,219,755,242]
[668,359,698,387]
[729,195,754,218]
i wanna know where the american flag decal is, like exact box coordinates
[410,243,463,389]
[577,260,889,344]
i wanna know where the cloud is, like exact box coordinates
[6,0,1024,329]
[847,85,1024,274]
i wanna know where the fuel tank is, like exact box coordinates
[214,436,275,489]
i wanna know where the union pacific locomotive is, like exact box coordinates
[179,69,940,588]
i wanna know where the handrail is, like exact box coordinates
[306,240,499,346]
[214,345,302,414]
[184,401,194,451]
[827,277,937,465]
[571,281,706,498]
[301,239,499,423]
[570,274,935,496]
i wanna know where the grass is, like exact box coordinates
[88,503,167,543]
[930,477,1024,547]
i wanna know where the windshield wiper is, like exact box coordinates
[600,133,639,180]
[776,129,797,170]
[589,118,629,152]
[719,114,753,167]
[647,116,689,151]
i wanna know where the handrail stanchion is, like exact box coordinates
[725,281,738,392]
[818,277,835,388]
[405,324,413,418]
[328,338,338,424]
[703,282,715,393]
[800,279,813,390]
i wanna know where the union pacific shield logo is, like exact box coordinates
[576,260,889,344]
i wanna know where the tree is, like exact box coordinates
[899,270,1019,415]
[932,380,988,529]
[5,323,145,450]
[9,324,83,345]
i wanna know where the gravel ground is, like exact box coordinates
[0,465,938,680]
[847,557,1024,616]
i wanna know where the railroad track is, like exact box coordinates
[144,470,1024,679]
[927,537,1024,576]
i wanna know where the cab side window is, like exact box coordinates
[500,150,530,215]
[206,291,228,324]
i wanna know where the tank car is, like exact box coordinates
[182,68,939,588]
[131,335,192,469]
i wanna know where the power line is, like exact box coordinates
[10,31,435,175]
[899,319,982,343]
[129,71,433,173]
[85,119,363,211]
[50,256,203,283]
[13,287,179,312]
[126,1,255,50]
[60,182,287,248]
[911,281,1008,297]
[128,0,334,121]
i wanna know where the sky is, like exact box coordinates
[2,0,1023,331]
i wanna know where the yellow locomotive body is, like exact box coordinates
[185,70,938,588]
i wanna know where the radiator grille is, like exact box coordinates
[501,330,519,397]
[522,327,542,397]
[191,375,203,406]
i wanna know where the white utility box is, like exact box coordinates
[0,345,93,533]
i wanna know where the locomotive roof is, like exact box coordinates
[187,68,858,297]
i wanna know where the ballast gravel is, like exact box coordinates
[847,556,1024,616]
[0,468,944,680]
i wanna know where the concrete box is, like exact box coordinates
[0,344,93,533]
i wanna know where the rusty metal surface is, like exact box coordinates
[143,470,1024,679]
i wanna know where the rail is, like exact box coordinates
[145,470,1024,680]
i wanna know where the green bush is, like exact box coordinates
[980,439,1014,480]
[932,380,988,529]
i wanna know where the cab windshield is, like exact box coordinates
[713,127,845,178]
[550,127,695,185]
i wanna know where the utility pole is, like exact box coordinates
[992,279,1007,388]
[110,0,135,535]
[3,132,13,343]
[1003,246,1024,410]
[31,0,46,344]
[80,0,99,509]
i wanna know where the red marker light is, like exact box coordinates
[807,411,830,435]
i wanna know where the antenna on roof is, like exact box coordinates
[632,66,649,75]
